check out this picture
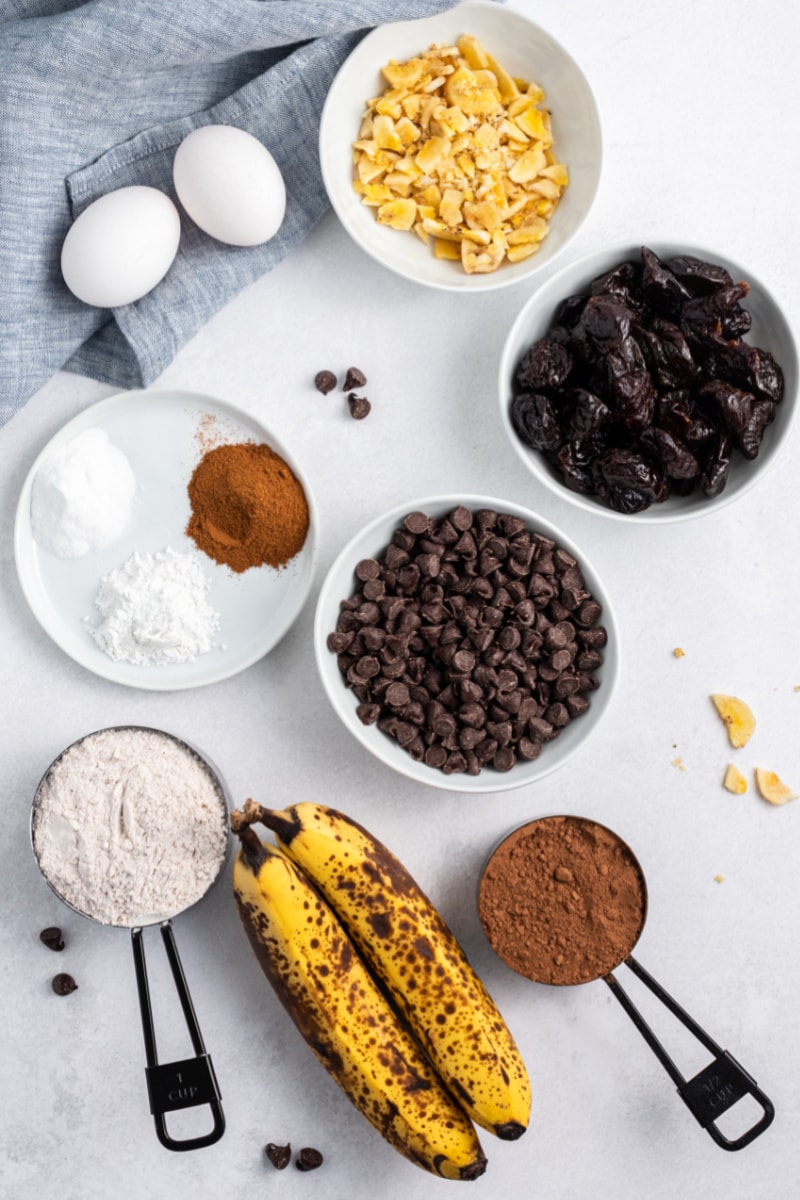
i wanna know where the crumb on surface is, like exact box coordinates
[673,647,685,658]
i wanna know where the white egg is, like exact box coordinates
[173,125,286,247]
[61,186,181,308]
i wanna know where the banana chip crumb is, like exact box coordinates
[755,768,797,806]
[353,35,568,273]
[710,693,756,749]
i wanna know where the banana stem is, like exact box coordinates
[230,800,300,846]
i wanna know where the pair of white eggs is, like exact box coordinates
[61,125,287,309]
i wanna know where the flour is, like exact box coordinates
[32,728,229,927]
[92,546,220,666]
[31,427,136,558]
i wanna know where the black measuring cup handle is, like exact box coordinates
[131,923,225,1152]
[603,955,774,1150]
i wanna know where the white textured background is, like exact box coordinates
[2,2,799,1198]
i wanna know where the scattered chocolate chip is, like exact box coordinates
[347,393,371,420]
[295,1147,324,1172]
[342,366,367,391]
[39,926,65,952]
[52,973,78,996]
[265,1142,292,1170]
[314,370,337,395]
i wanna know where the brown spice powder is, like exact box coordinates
[478,815,646,986]
[186,441,309,574]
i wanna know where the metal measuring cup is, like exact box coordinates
[478,814,774,1151]
[31,726,229,1152]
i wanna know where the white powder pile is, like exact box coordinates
[92,546,220,666]
[32,728,229,927]
[31,427,136,558]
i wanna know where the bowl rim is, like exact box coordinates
[318,0,603,294]
[313,492,620,794]
[498,240,800,524]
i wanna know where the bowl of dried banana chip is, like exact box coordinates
[319,1,601,291]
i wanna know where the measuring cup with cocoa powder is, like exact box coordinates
[478,815,774,1150]
[31,726,230,1151]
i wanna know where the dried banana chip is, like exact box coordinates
[755,768,797,806]
[710,693,756,749]
[722,763,748,794]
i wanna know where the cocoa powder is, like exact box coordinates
[478,816,646,986]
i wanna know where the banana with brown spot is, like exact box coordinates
[239,801,531,1141]
[232,827,487,1180]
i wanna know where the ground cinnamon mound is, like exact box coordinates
[186,441,309,573]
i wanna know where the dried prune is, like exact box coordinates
[637,318,696,389]
[704,339,784,403]
[574,296,634,357]
[553,293,588,329]
[512,393,562,451]
[700,379,753,438]
[590,260,645,314]
[666,255,733,295]
[681,282,750,347]
[509,246,784,511]
[740,398,776,460]
[656,390,694,442]
[603,336,656,431]
[701,430,733,496]
[557,440,594,494]
[593,448,668,510]
[646,427,700,479]
[641,246,691,318]
[515,337,573,392]
[566,388,612,442]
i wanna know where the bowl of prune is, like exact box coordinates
[314,495,619,794]
[500,244,798,520]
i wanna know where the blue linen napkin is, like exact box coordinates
[0,0,461,426]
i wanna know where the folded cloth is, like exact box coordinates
[0,0,460,426]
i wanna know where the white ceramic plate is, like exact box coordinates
[14,389,317,690]
[499,243,799,523]
[319,0,602,293]
[314,494,619,793]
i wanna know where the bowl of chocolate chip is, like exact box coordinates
[499,243,798,521]
[314,496,619,793]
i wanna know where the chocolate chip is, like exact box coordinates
[356,558,381,581]
[52,973,78,996]
[314,370,337,395]
[265,1142,292,1170]
[295,1147,324,1172]
[342,366,367,391]
[347,393,371,420]
[39,926,64,951]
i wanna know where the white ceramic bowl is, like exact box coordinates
[499,242,799,522]
[314,495,619,793]
[319,1,601,293]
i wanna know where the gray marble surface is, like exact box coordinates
[2,2,799,1197]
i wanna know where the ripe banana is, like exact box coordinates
[232,826,487,1180]
[238,800,531,1142]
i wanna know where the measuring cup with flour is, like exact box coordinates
[31,726,229,1151]
[478,815,774,1150]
